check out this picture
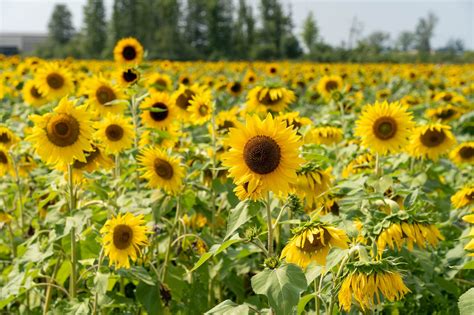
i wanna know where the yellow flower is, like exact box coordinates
[342,153,375,178]
[27,97,94,165]
[85,76,126,116]
[94,114,135,154]
[171,84,206,120]
[451,186,474,209]
[34,62,74,100]
[246,86,296,113]
[450,142,474,165]
[355,101,415,155]
[187,92,213,125]
[0,145,13,177]
[306,126,343,145]
[113,37,144,65]
[317,75,343,100]
[146,72,173,92]
[227,81,244,96]
[291,165,333,211]
[0,126,19,148]
[140,92,178,130]
[222,114,303,200]
[425,104,465,122]
[408,124,457,160]
[116,67,140,87]
[281,222,349,269]
[100,212,149,269]
[22,80,48,107]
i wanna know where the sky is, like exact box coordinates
[0,0,472,49]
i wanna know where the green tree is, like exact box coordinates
[48,4,75,44]
[206,0,233,59]
[185,0,209,58]
[415,12,438,54]
[83,0,107,57]
[155,0,183,59]
[302,12,318,53]
[255,0,288,59]
[111,0,139,42]
[396,31,415,51]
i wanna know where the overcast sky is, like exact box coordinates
[0,0,473,49]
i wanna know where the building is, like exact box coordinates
[0,33,48,55]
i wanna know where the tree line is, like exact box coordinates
[36,0,473,62]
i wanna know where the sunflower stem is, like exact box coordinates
[67,164,77,300]
[266,192,274,257]
[314,277,321,315]
[162,195,181,281]
[210,102,218,234]
[43,256,62,315]
[328,253,351,314]
[7,223,17,258]
[92,249,104,315]
[130,94,140,190]
[10,153,25,231]
[375,153,381,177]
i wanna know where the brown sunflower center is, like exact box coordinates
[154,79,167,90]
[46,114,80,147]
[258,90,282,106]
[442,94,452,102]
[325,80,338,92]
[198,105,208,116]
[105,124,124,141]
[270,67,277,74]
[122,46,137,61]
[0,132,10,144]
[373,117,397,140]
[181,77,190,85]
[299,230,331,252]
[123,69,138,83]
[154,158,174,179]
[436,109,456,119]
[217,120,235,133]
[150,103,169,121]
[72,147,100,169]
[46,73,65,90]
[96,86,116,105]
[467,192,474,201]
[459,146,474,160]
[0,151,7,164]
[243,135,281,175]
[113,224,134,249]
[420,129,446,148]
[176,89,195,110]
[230,82,242,93]
[30,86,43,99]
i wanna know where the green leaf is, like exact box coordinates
[225,201,260,240]
[94,272,109,298]
[205,300,250,315]
[136,282,163,314]
[56,260,72,286]
[251,263,308,315]
[118,266,155,286]
[458,288,474,315]
[191,234,242,271]
[462,260,474,269]
[297,293,316,315]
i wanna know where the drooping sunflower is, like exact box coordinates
[94,114,135,154]
[140,92,178,130]
[342,153,375,178]
[26,97,94,165]
[317,75,343,100]
[246,86,296,113]
[22,80,48,107]
[306,126,343,145]
[291,164,333,211]
[0,145,13,177]
[117,68,140,87]
[408,124,456,160]
[425,104,465,122]
[277,112,312,134]
[113,37,144,65]
[171,84,206,119]
[451,186,474,209]
[187,92,213,125]
[281,221,349,269]
[34,62,74,100]
[354,101,415,155]
[100,212,149,269]
[222,114,303,199]
[338,260,410,312]
[138,147,185,195]
[449,142,474,165]
[85,76,126,116]
[0,126,19,148]
[146,73,173,92]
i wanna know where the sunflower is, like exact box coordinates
[86,76,126,116]
[171,84,206,119]
[266,64,279,76]
[281,222,349,269]
[400,95,422,107]
[376,88,391,100]
[246,86,296,113]
[0,126,19,148]
[94,114,135,154]
[26,97,94,165]
[316,195,341,216]
[317,75,343,100]
[182,213,208,230]
[244,70,257,85]
[34,62,74,100]
[22,80,48,107]
[408,124,456,160]
[139,125,180,149]
[451,186,474,209]
[306,126,343,145]
[138,147,185,195]
[140,92,177,130]
[338,261,410,312]
[0,145,13,177]
[113,37,144,65]
[277,112,312,134]
[291,164,333,211]
[433,91,465,104]
[212,108,242,135]
[117,68,140,87]
[342,153,375,178]
[222,114,303,199]
[425,104,465,122]
[187,92,213,125]
[354,101,415,155]
[450,142,474,165]
[146,73,173,92]
[227,81,244,97]
[100,212,149,269]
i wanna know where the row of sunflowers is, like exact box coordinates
[0,37,473,314]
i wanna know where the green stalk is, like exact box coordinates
[11,153,25,230]
[210,102,218,234]
[43,256,62,315]
[67,165,77,299]
[314,277,321,315]
[266,192,274,257]
[162,196,181,281]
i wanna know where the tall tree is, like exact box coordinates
[233,0,255,59]
[155,0,183,59]
[206,0,233,59]
[83,0,107,57]
[256,0,287,59]
[302,12,318,53]
[111,0,139,42]
[48,4,75,44]
[396,31,415,51]
[415,12,438,53]
[185,0,209,58]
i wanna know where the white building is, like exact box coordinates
[0,33,48,55]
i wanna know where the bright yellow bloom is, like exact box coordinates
[94,114,135,154]
[113,37,144,65]
[408,124,456,160]
[451,186,474,209]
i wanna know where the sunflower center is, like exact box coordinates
[270,67,277,74]
[217,120,235,133]
[176,89,195,110]
[46,114,80,147]
[154,79,167,90]
[73,147,100,169]
[258,91,282,106]
[436,109,456,119]
[459,146,474,159]
[243,135,281,175]
[46,73,64,90]
[0,132,10,144]
[467,192,474,201]
[154,158,174,179]
[325,80,338,92]
[122,46,137,61]
[420,129,446,148]
[123,69,138,83]
[113,224,134,249]
[30,86,43,99]
[442,94,452,102]
[373,117,397,140]
[230,82,242,93]
[198,105,208,116]
[96,86,116,105]
[0,151,7,164]
[150,103,169,121]
[300,230,331,252]
[105,124,124,141]
[181,77,190,85]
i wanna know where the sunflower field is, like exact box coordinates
[0,38,473,315]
